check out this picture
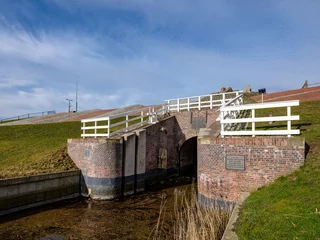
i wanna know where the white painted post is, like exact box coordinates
[94,121,97,138]
[167,101,170,112]
[187,97,190,111]
[126,115,129,131]
[198,96,201,110]
[82,122,85,138]
[287,106,291,137]
[222,93,226,106]
[262,93,264,103]
[177,99,180,112]
[252,109,255,137]
[141,111,144,125]
[221,110,225,138]
[210,94,213,109]
[107,118,110,137]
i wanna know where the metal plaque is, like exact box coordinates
[192,117,206,130]
[84,149,91,159]
[225,155,245,170]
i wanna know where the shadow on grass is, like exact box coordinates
[305,142,311,159]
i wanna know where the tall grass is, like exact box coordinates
[151,185,231,240]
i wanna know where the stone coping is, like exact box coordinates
[0,170,81,186]
[222,192,250,240]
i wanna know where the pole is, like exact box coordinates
[76,80,78,112]
[66,98,73,113]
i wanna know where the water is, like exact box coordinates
[0,180,192,240]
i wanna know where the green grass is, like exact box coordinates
[235,100,320,240]
[0,122,82,179]
[0,115,150,179]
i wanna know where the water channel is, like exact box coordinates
[0,178,192,240]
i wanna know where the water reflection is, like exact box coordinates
[0,179,192,240]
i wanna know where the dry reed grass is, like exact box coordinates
[150,185,232,240]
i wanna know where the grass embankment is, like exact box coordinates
[235,100,320,239]
[0,122,81,179]
[0,116,148,179]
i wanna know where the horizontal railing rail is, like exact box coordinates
[0,110,56,123]
[220,100,300,137]
[165,91,243,112]
[81,105,168,138]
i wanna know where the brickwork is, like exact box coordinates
[144,116,185,176]
[68,138,123,199]
[68,138,123,179]
[198,137,305,203]
[171,109,219,140]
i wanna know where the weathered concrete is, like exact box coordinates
[123,133,136,196]
[222,192,250,240]
[0,170,80,216]
[135,129,146,193]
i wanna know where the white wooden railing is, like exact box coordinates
[220,100,300,137]
[81,105,168,138]
[165,91,243,112]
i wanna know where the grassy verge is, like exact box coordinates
[0,122,82,179]
[0,114,151,179]
[152,185,231,240]
[235,100,320,239]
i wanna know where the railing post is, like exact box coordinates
[222,93,225,106]
[82,122,85,138]
[221,110,225,138]
[210,94,213,109]
[287,106,291,137]
[141,111,143,125]
[126,115,129,131]
[177,99,180,112]
[198,96,201,110]
[107,118,110,138]
[187,98,190,111]
[252,109,255,137]
[94,121,97,138]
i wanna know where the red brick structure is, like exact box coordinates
[68,107,305,203]
[197,137,305,204]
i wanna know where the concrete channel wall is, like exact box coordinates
[0,170,81,216]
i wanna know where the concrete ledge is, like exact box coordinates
[222,192,250,240]
[0,170,81,186]
[0,170,81,215]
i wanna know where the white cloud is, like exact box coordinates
[1,1,320,118]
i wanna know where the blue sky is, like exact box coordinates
[0,0,319,118]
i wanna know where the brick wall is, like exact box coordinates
[68,138,123,199]
[198,137,305,203]
[144,116,185,182]
[172,109,219,140]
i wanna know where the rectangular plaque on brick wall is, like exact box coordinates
[192,117,206,130]
[226,155,245,170]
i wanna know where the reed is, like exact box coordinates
[151,185,232,240]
